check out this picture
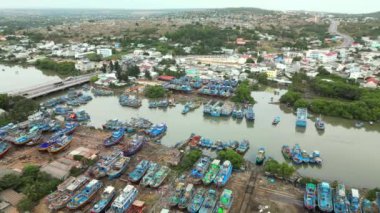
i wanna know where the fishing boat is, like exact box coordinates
[296,108,307,127]
[90,186,116,213]
[65,110,90,122]
[104,128,125,147]
[54,106,73,115]
[317,182,334,212]
[361,199,373,213]
[348,188,360,213]
[89,151,123,179]
[119,95,142,108]
[232,106,244,119]
[38,132,64,151]
[221,103,233,116]
[301,150,310,163]
[103,119,125,131]
[281,145,292,159]
[128,160,150,182]
[304,183,317,210]
[214,160,233,187]
[67,179,103,210]
[199,189,217,213]
[202,159,221,185]
[61,122,79,135]
[315,116,325,131]
[188,134,201,149]
[214,189,233,213]
[187,188,206,213]
[228,140,239,150]
[78,95,92,104]
[14,127,41,145]
[146,123,167,138]
[123,134,147,156]
[334,184,350,213]
[140,163,159,187]
[109,185,138,213]
[182,102,192,114]
[309,151,323,165]
[48,135,73,153]
[178,184,194,209]
[190,156,211,184]
[0,141,11,158]
[272,116,280,125]
[376,192,380,212]
[355,121,364,128]
[151,166,170,188]
[245,105,255,121]
[291,144,303,165]
[236,139,249,154]
[256,148,266,165]
[169,182,186,207]
[199,137,213,148]
[107,156,130,180]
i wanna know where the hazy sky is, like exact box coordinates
[0,0,379,14]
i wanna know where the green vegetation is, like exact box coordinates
[90,75,99,83]
[0,165,61,212]
[366,188,380,201]
[144,85,167,99]
[35,59,78,76]
[172,149,202,172]
[86,53,102,62]
[217,149,244,169]
[156,68,186,78]
[0,94,38,126]
[264,158,296,179]
[340,20,380,39]
[299,177,320,186]
[231,80,255,104]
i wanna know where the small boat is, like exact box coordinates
[348,188,360,213]
[228,140,239,150]
[304,183,317,210]
[146,123,167,138]
[178,184,194,209]
[92,88,114,96]
[0,141,11,158]
[128,160,150,182]
[355,121,364,128]
[202,159,221,185]
[199,189,217,213]
[90,186,116,213]
[309,151,323,165]
[65,110,90,122]
[140,163,159,187]
[169,182,186,207]
[301,150,310,163]
[281,145,292,159]
[48,135,73,153]
[256,148,266,165]
[334,184,350,213]
[315,116,325,131]
[214,189,233,213]
[188,134,201,149]
[61,122,79,135]
[296,108,307,128]
[199,137,213,148]
[103,119,125,131]
[292,144,303,165]
[190,156,211,184]
[107,156,130,180]
[54,106,73,115]
[245,105,255,121]
[361,199,373,213]
[272,116,280,125]
[109,185,138,213]
[123,134,147,156]
[119,95,142,108]
[14,126,41,145]
[78,95,92,104]
[236,139,249,154]
[317,182,333,212]
[187,187,206,213]
[214,160,233,187]
[232,106,244,119]
[89,151,123,179]
[67,179,103,210]
[151,166,170,188]
[103,128,125,147]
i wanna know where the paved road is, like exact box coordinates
[328,20,354,48]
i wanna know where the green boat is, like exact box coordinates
[140,163,159,187]
[202,159,221,185]
[178,184,194,209]
[215,189,233,213]
[168,182,186,207]
[199,189,217,213]
[150,166,170,188]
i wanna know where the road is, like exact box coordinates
[328,20,354,48]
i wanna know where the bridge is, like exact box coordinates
[8,73,97,99]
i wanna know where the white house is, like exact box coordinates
[319,52,338,63]
[96,48,112,58]
[75,59,98,72]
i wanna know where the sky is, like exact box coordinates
[0,0,379,14]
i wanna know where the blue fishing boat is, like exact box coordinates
[54,106,72,115]
[0,141,11,158]
[228,140,239,150]
[182,102,191,114]
[14,126,41,145]
[61,122,79,135]
[376,192,380,213]
[48,135,73,153]
[315,116,325,131]
[348,189,360,213]
[169,182,186,207]
[291,144,303,164]
[256,148,266,165]
[89,151,123,179]
[301,150,310,163]
[146,123,167,138]
[103,119,125,131]
[317,182,333,212]
[245,105,255,121]
[90,186,116,213]
[178,184,195,210]
[187,188,206,213]
[296,108,307,127]
[190,156,211,184]
[309,151,323,165]
[304,183,317,210]
[361,199,373,213]
[123,134,147,156]
[140,163,159,187]
[67,99,80,106]
[272,116,280,125]
[67,179,103,210]
[78,95,92,104]
[107,156,130,180]
[334,184,350,213]
[150,166,170,188]
[109,185,138,213]
[215,189,233,213]
[214,160,233,187]
[103,128,125,147]
[65,110,90,122]
[199,137,213,148]
[128,160,150,182]
[236,139,249,154]
[119,95,142,108]
[38,132,64,151]
[199,189,217,213]
[232,106,244,119]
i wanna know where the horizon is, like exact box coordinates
[0,0,379,14]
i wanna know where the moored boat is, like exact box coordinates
[38,132,64,151]
[0,141,11,158]
[140,163,159,187]
[109,185,138,213]
[107,156,130,180]
[256,147,266,165]
[48,135,73,153]
[348,188,360,213]
[272,116,280,125]
[188,134,201,149]
[128,160,150,182]
[190,156,211,184]
[199,189,217,213]
[178,184,195,209]
[103,119,125,131]
[281,145,292,159]
[333,183,350,213]
[151,166,170,188]
[214,189,233,213]
[245,105,255,121]
[90,186,116,213]
[65,110,90,122]
[104,128,125,147]
[236,139,249,154]
[202,159,221,185]
[315,116,325,131]
[89,151,123,179]
[296,108,307,127]
[61,122,79,135]
[123,134,147,156]
[304,183,317,210]
[67,179,103,209]
[187,187,206,213]
[146,123,167,138]
[317,182,333,212]
[361,199,373,213]
[214,160,233,187]
[168,182,186,207]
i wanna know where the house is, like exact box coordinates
[265,70,278,79]
[158,75,175,81]
[0,189,25,211]
[75,59,98,72]
[236,38,246,45]
[40,157,81,180]
[320,52,337,63]
[96,48,112,58]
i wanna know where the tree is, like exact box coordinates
[101,64,107,73]
[257,56,264,63]
[144,85,166,98]
[127,65,140,78]
[231,80,255,104]
[173,149,202,172]
[245,58,255,64]
[264,158,296,179]
[257,72,268,85]
[218,149,244,169]
[144,71,152,80]
[86,53,102,62]
[109,61,114,71]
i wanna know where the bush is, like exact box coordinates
[17,198,35,212]
[0,94,38,126]
[35,59,78,76]
[90,75,99,83]
[217,149,244,169]
[299,177,320,186]
[144,85,167,99]
[264,158,296,179]
[173,149,202,172]
[231,80,255,104]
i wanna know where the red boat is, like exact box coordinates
[0,141,11,158]
[188,135,201,149]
